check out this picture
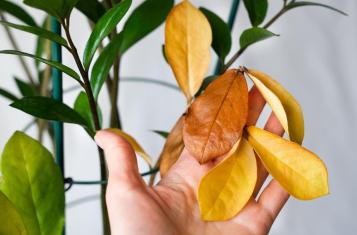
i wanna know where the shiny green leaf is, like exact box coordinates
[11,96,87,125]
[1,131,64,235]
[285,1,347,16]
[0,50,80,81]
[200,7,231,61]
[0,0,37,26]
[0,87,18,101]
[240,27,277,49]
[83,0,131,69]
[243,0,268,26]
[15,78,37,97]
[75,0,105,22]
[73,91,102,135]
[90,33,123,99]
[0,20,68,47]
[24,0,79,20]
[0,192,27,235]
[120,0,173,54]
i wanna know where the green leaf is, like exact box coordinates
[200,7,231,61]
[0,20,68,47]
[240,27,277,49]
[120,0,174,54]
[90,33,123,99]
[11,96,87,125]
[23,0,79,20]
[0,50,80,81]
[0,87,18,101]
[15,78,37,97]
[1,131,64,235]
[83,0,131,69]
[0,0,37,26]
[0,192,27,235]
[34,17,50,68]
[75,0,105,22]
[285,1,347,16]
[73,91,102,135]
[243,0,268,26]
[152,130,169,138]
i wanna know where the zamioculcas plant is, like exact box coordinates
[0,0,345,233]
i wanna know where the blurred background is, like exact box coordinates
[0,0,356,234]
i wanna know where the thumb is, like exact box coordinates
[95,129,144,189]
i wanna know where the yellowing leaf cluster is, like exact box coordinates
[161,0,328,222]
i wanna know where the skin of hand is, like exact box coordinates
[94,86,290,235]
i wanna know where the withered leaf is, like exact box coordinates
[183,69,249,163]
[159,115,185,176]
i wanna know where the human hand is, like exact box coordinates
[95,86,289,235]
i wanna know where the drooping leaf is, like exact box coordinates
[159,116,185,176]
[0,0,37,26]
[1,131,64,235]
[0,50,80,81]
[83,0,131,69]
[90,33,123,99]
[247,126,328,200]
[243,0,268,26]
[75,0,105,23]
[198,139,257,221]
[246,69,304,144]
[240,27,277,49]
[24,0,79,20]
[120,0,173,54]
[183,70,249,163]
[0,191,27,235]
[285,1,347,16]
[165,0,212,100]
[0,87,18,101]
[106,128,152,166]
[11,96,87,125]
[0,20,68,47]
[199,7,231,61]
[152,130,169,139]
[15,78,37,97]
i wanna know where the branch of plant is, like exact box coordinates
[223,1,291,71]
[0,13,36,86]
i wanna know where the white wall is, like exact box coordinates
[0,0,356,234]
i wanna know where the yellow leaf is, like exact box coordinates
[246,126,328,200]
[246,69,304,144]
[165,0,212,100]
[106,128,152,166]
[159,116,185,176]
[198,139,257,221]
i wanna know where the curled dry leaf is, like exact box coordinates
[183,69,249,163]
[106,128,152,166]
[245,69,304,144]
[159,115,185,176]
[247,126,328,200]
[198,138,257,221]
[165,0,212,100]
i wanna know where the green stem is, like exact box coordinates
[62,17,110,235]
[223,1,290,71]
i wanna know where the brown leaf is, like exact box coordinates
[159,115,185,176]
[183,69,249,163]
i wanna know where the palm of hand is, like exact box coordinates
[96,88,289,235]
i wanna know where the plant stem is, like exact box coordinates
[223,2,290,71]
[110,58,122,128]
[0,13,35,85]
[62,18,110,235]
